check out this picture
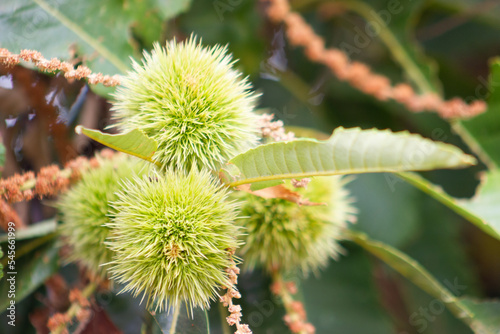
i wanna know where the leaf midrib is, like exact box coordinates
[32,0,129,73]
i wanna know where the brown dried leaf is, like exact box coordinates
[237,184,325,206]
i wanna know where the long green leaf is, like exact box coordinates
[344,230,500,334]
[0,219,57,244]
[75,126,158,166]
[0,239,59,310]
[223,127,476,188]
[398,171,500,241]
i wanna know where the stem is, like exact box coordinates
[18,178,36,192]
[218,301,232,334]
[52,282,98,334]
[169,303,181,334]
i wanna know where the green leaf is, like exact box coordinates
[223,127,476,187]
[398,171,500,241]
[0,0,186,96]
[150,303,209,334]
[460,298,500,334]
[344,230,500,334]
[459,170,500,236]
[127,0,192,52]
[0,239,59,310]
[457,58,500,169]
[75,126,158,165]
[0,219,57,245]
[0,1,130,72]
[153,0,192,20]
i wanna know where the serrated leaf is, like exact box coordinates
[344,230,500,334]
[397,171,500,241]
[150,303,209,334]
[75,126,158,165]
[458,58,500,168]
[224,127,476,188]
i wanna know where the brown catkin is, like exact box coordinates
[262,0,487,119]
[220,249,252,334]
[0,149,117,203]
[0,48,121,87]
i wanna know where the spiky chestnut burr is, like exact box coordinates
[106,168,242,312]
[57,153,146,278]
[237,176,357,275]
[111,36,260,171]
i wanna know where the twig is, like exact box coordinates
[169,304,181,334]
[47,282,97,334]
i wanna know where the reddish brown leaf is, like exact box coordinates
[237,184,325,206]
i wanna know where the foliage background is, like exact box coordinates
[0,0,500,333]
